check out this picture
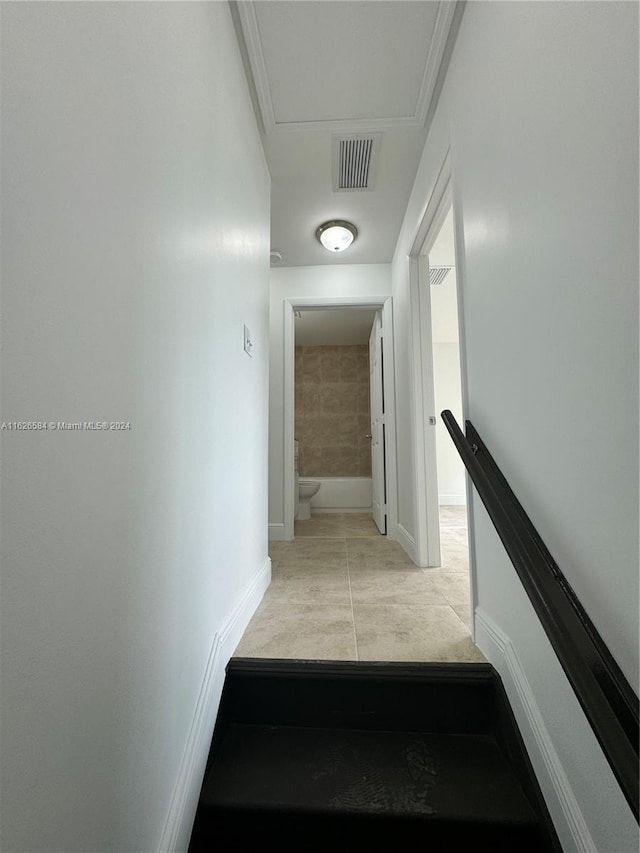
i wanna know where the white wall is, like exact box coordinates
[432,341,465,504]
[392,2,638,850]
[0,4,270,852]
[269,264,391,535]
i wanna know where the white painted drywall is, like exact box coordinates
[269,265,391,532]
[432,342,465,504]
[392,2,638,849]
[0,4,270,852]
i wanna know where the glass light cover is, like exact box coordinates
[316,221,357,252]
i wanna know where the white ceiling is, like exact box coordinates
[233,1,462,267]
[292,208,457,348]
[295,308,376,346]
[292,205,456,346]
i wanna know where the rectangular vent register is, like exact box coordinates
[332,135,380,192]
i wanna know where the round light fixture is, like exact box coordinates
[316,220,358,253]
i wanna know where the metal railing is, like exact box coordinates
[441,410,639,820]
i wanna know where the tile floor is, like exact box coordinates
[234,507,485,663]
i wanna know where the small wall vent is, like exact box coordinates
[332,135,380,192]
[429,266,453,286]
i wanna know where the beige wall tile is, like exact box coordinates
[321,384,342,414]
[357,383,371,414]
[356,346,369,372]
[336,448,359,476]
[337,413,358,444]
[303,383,322,414]
[302,348,322,381]
[320,347,341,383]
[294,345,371,477]
[357,413,371,437]
[299,446,323,476]
[339,348,358,382]
[357,446,371,477]
[338,383,358,410]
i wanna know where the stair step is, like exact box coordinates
[189,660,561,852]
[202,724,537,824]
[219,659,498,733]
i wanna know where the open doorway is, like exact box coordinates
[422,206,472,603]
[292,306,386,538]
[281,296,396,542]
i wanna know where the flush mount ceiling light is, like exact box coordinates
[315,220,358,253]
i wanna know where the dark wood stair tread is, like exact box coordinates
[202,723,537,825]
[189,661,561,852]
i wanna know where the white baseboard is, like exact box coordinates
[268,523,287,541]
[438,494,466,506]
[158,556,271,853]
[474,608,596,853]
[396,523,417,564]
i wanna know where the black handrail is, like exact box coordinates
[441,410,639,820]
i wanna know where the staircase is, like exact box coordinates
[188,659,561,852]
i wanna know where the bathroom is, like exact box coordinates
[294,308,377,524]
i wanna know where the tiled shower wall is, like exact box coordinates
[295,345,371,477]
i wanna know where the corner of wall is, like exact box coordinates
[396,524,417,564]
[158,557,271,853]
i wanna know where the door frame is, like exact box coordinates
[368,310,386,534]
[282,295,397,541]
[407,151,473,579]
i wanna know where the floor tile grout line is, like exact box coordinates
[272,512,475,661]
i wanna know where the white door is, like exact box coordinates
[369,311,386,534]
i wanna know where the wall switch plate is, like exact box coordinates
[243,324,253,357]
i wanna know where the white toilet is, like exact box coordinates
[294,440,320,520]
[297,479,321,520]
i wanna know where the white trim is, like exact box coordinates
[235,1,277,131]
[237,1,459,135]
[283,296,398,543]
[158,557,271,853]
[449,148,478,625]
[474,609,597,853]
[283,300,296,541]
[410,252,441,567]
[380,297,399,541]
[268,523,287,541]
[408,154,453,568]
[413,1,459,129]
[396,523,418,564]
[286,296,389,310]
[438,494,466,506]
[406,149,476,632]
[267,116,429,136]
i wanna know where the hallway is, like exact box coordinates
[234,508,484,663]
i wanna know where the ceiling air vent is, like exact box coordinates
[429,266,453,286]
[332,135,380,192]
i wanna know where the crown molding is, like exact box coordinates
[414,1,459,127]
[235,0,277,131]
